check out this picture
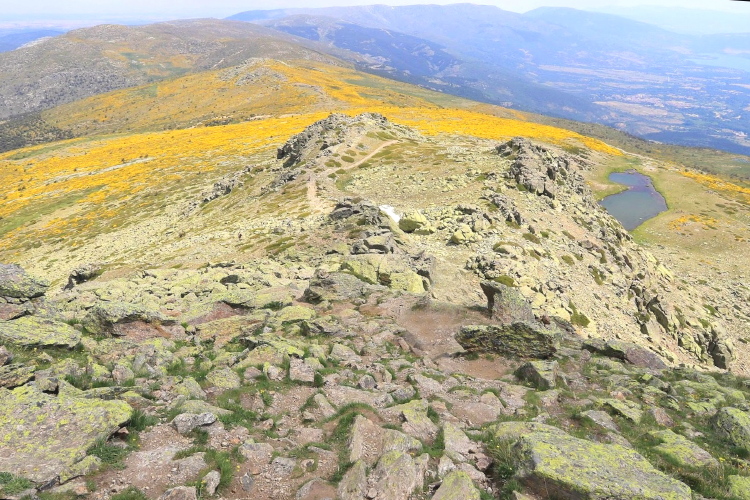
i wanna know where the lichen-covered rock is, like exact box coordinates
[728,475,750,500]
[81,301,174,336]
[480,281,534,323]
[369,451,424,500]
[60,455,101,483]
[158,486,198,500]
[432,471,481,500]
[205,367,241,390]
[0,316,81,348]
[599,398,643,423]
[0,346,12,366]
[442,422,475,463]
[387,399,438,442]
[303,270,373,304]
[0,264,49,299]
[456,322,558,359]
[0,363,35,389]
[515,430,691,499]
[399,212,428,233]
[515,360,558,390]
[0,384,132,484]
[583,339,667,369]
[289,358,315,383]
[337,460,368,500]
[649,429,719,469]
[171,412,217,435]
[712,407,750,449]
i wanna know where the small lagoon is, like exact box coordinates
[600,170,667,230]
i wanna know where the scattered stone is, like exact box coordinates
[583,339,667,369]
[650,407,675,427]
[337,460,368,500]
[443,422,475,463]
[171,413,217,435]
[81,301,174,336]
[0,345,13,365]
[369,451,425,500]
[358,374,376,390]
[388,399,439,442]
[239,442,274,474]
[64,263,102,290]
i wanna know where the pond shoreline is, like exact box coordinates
[600,169,668,230]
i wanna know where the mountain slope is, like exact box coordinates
[0,19,348,121]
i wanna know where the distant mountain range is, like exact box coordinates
[229,4,750,155]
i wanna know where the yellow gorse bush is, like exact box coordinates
[0,59,621,252]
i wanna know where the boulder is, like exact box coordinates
[728,475,750,500]
[399,212,428,233]
[0,264,49,299]
[369,451,425,500]
[583,339,667,369]
[205,367,241,390]
[712,407,750,450]
[64,263,102,290]
[289,358,315,383]
[0,317,81,348]
[303,270,372,304]
[432,471,481,500]
[0,363,35,389]
[456,322,558,359]
[480,281,534,322]
[81,301,175,336]
[171,412,217,435]
[203,470,221,496]
[515,360,558,390]
[337,460,368,500]
[0,384,132,485]
[649,429,719,469]
[158,486,198,500]
[599,398,643,423]
[0,346,12,365]
[514,429,691,499]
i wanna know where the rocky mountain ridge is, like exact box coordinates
[2,114,750,500]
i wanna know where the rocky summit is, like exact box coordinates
[1,82,750,500]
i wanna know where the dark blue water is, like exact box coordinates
[600,171,668,230]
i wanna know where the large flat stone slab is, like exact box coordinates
[0,385,132,485]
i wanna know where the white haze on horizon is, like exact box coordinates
[1,0,748,30]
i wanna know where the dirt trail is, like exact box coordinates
[306,140,397,214]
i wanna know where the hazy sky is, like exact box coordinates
[1,0,749,23]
